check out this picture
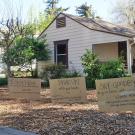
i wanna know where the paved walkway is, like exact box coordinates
[0,127,38,135]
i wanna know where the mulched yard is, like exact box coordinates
[0,90,135,135]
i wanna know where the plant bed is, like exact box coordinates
[0,99,135,135]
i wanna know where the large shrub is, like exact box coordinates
[100,59,127,79]
[81,49,127,89]
[81,49,100,88]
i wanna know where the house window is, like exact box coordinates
[54,40,68,67]
[56,17,66,28]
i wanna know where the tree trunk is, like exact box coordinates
[32,60,38,78]
[7,63,12,78]
[6,46,12,78]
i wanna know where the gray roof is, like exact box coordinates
[63,13,135,38]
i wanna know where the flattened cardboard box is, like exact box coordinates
[8,78,41,100]
[96,77,135,113]
[50,77,87,103]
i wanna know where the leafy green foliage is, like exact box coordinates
[81,49,101,79]
[3,37,50,78]
[3,37,50,66]
[37,12,54,33]
[81,49,127,89]
[0,17,29,77]
[100,59,127,79]
[31,38,50,61]
[36,0,69,33]
[81,49,100,89]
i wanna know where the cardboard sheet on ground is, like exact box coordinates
[8,78,41,100]
[96,77,135,112]
[50,77,87,103]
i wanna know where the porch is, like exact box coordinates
[93,41,135,74]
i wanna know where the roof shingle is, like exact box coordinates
[64,13,135,38]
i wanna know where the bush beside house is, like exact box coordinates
[81,49,128,89]
[81,49,101,89]
[38,49,128,89]
[100,59,127,79]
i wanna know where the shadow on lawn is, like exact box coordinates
[1,105,135,135]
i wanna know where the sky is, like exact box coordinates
[0,0,119,22]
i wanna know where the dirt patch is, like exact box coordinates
[0,90,135,135]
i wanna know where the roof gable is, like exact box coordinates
[39,13,135,38]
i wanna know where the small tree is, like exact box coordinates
[0,18,26,77]
[2,37,50,77]
[81,49,100,88]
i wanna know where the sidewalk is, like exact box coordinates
[0,127,38,135]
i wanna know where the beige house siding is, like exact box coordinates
[40,14,129,73]
[93,42,118,62]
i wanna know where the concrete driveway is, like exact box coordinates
[0,127,38,135]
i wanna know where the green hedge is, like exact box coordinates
[0,78,8,86]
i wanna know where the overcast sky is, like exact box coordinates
[0,0,119,22]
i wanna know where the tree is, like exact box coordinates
[112,0,135,25]
[44,0,69,16]
[0,0,30,77]
[46,0,58,9]
[81,49,101,88]
[37,0,69,32]
[0,18,26,77]
[37,12,54,33]
[76,2,99,18]
[2,37,50,77]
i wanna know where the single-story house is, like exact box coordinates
[38,13,135,74]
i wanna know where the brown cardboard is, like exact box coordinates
[96,77,135,113]
[50,77,87,103]
[8,78,41,100]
